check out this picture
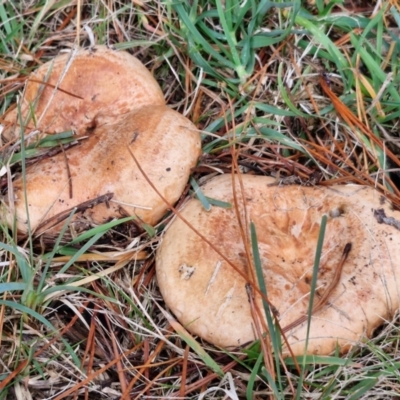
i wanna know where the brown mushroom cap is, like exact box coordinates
[3,46,165,140]
[156,174,400,356]
[7,105,201,233]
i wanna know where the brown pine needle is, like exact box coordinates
[319,75,400,171]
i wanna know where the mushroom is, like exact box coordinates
[156,174,400,356]
[3,46,165,141]
[3,47,201,234]
[6,105,201,234]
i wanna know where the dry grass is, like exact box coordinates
[1,0,400,399]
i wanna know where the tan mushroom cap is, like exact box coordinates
[7,105,201,233]
[156,174,400,356]
[3,46,165,140]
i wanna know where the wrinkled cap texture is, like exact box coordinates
[156,174,400,356]
[3,45,165,140]
[7,106,201,233]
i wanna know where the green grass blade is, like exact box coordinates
[246,350,264,400]
[173,3,236,69]
[295,14,348,71]
[165,310,224,378]
[346,377,380,400]
[277,63,309,118]
[203,196,232,209]
[250,221,283,392]
[38,211,78,292]
[39,285,119,304]
[0,282,27,293]
[66,216,137,246]
[191,177,211,211]
[296,214,328,400]
[215,0,247,82]
[58,232,105,274]
[0,300,81,367]
[43,216,138,262]
[0,242,32,283]
[350,34,400,103]
[260,367,283,400]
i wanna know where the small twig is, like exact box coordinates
[59,141,73,199]
[122,333,172,400]
[33,193,114,233]
[180,345,190,399]
[77,0,81,47]
[27,78,84,99]
[52,344,142,400]
[81,300,97,400]
[104,313,128,394]
[170,356,247,398]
